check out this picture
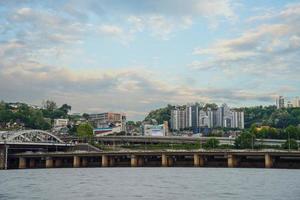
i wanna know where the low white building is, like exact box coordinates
[54,119,69,127]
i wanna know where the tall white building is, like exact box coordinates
[199,109,214,128]
[170,103,244,131]
[185,105,192,128]
[292,97,300,107]
[276,96,285,109]
[170,108,186,130]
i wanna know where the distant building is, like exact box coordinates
[170,103,244,133]
[292,97,300,108]
[276,96,285,109]
[170,107,186,130]
[199,109,214,128]
[142,124,167,136]
[93,126,123,136]
[287,101,293,108]
[53,119,69,127]
[89,112,126,135]
[189,104,200,133]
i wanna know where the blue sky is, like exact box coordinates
[0,0,300,120]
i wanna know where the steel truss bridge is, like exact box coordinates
[0,130,70,146]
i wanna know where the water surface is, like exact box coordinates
[0,168,299,200]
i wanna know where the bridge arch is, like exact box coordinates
[5,130,63,143]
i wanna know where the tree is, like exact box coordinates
[59,104,72,115]
[144,104,174,124]
[82,113,89,120]
[203,138,220,149]
[284,125,300,140]
[76,123,93,138]
[43,100,57,111]
[234,131,255,149]
[204,103,218,110]
[282,139,298,150]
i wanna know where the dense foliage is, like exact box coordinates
[144,104,174,124]
[0,100,71,130]
[145,104,300,130]
[234,132,255,149]
[203,138,220,149]
[281,139,299,150]
[76,123,93,137]
[244,106,300,128]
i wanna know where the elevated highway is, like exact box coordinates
[60,135,299,146]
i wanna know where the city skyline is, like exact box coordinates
[1,1,300,120]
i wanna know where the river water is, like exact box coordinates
[0,168,299,200]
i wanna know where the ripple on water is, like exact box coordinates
[0,168,300,200]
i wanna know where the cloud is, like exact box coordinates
[0,50,277,120]
[98,25,124,36]
[191,3,300,79]
[1,1,298,120]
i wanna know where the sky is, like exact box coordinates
[0,0,300,120]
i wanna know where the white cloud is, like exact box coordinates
[98,24,124,36]
[191,3,300,79]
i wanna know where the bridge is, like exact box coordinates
[0,130,74,170]
[60,135,299,146]
[7,149,300,169]
[1,130,300,170]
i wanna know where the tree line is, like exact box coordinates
[0,100,71,130]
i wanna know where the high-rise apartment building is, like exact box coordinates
[276,96,285,109]
[170,108,186,130]
[292,97,300,107]
[199,109,214,128]
[170,103,244,132]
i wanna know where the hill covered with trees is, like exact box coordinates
[144,104,300,129]
[0,100,72,130]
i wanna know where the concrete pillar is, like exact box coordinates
[194,154,200,167]
[138,157,144,167]
[194,154,204,167]
[73,156,80,168]
[0,148,5,170]
[29,159,35,168]
[109,157,115,167]
[102,155,108,167]
[46,157,54,168]
[55,159,62,168]
[19,157,26,169]
[265,154,273,168]
[131,155,138,167]
[82,157,88,167]
[162,154,168,167]
[168,157,173,167]
[228,154,238,168]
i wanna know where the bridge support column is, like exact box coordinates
[168,157,173,167]
[138,157,144,167]
[82,157,88,167]
[19,157,26,169]
[55,159,62,168]
[102,155,108,167]
[265,154,273,168]
[0,148,5,170]
[29,158,36,168]
[194,154,204,167]
[162,154,168,167]
[109,157,115,167]
[73,156,80,168]
[46,157,54,168]
[228,154,238,168]
[131,155,138,167]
